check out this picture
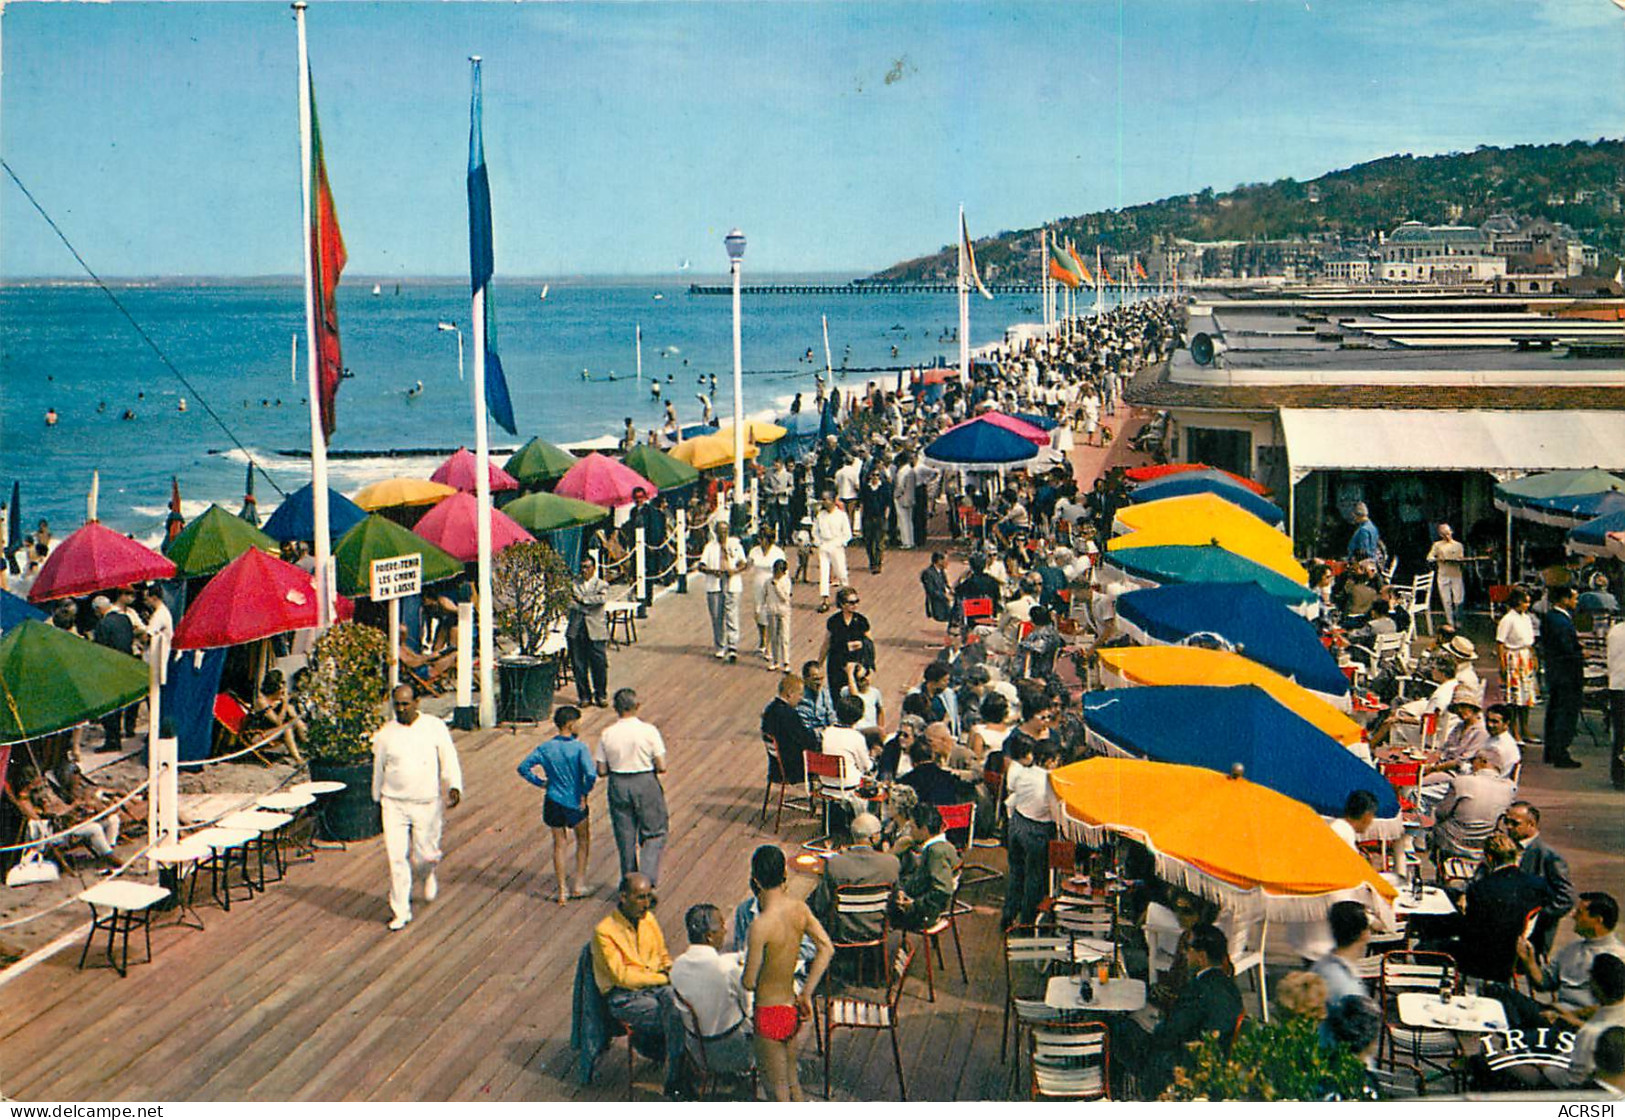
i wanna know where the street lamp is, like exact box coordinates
[437,321,464,381]
[724,228,747,505]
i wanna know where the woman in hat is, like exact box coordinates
[1495,587,1539,744]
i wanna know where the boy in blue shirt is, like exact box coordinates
[517,705,597,905]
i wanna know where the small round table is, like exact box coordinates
[149,837,213,930]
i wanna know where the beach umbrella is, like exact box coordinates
[714,419,788,445]
[1012,411,1061,432]
[28,521,176,603]
[923,417,1041,467]
[1109,499,1305,583]
[1049,757,1397,922]
[1096,645,1362,748]
[503,491,612,534]
[949,410,1050,446]
[261,483,369,544]
[915,367,958,386]
[0,620,150,744]
[1113,583,1348,705]
[670,433,760,473]
[1566,508,1625,558]
[353,477,458,511]
[1100,545,1317,618]
[1495,468,1625,527]
[623,444,701,491]
[173,547,352,650]
[504,437,578,488]
[1120,474,1285,529]
[431,446,520,494]
[165,477,185,544]
[554,452,657,509]
[1081,686,1399,836]
[239,461,260,526]
[1125,462,1271,496]
[411,491,535,564]
[332,515,464,597]
[164,504,279,578]
[1,590,46,634]
[1609,532,1625,563]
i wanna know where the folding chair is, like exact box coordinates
[1030,1020,1110,1101]
[961,597,995,627]
[917,858,967,1002]
[211,694,287,767]
[759,734,810,833]
[1045,839,1078,899]
[1405,572,1435,636]
[830,884,892,985]
[824,938,917,1100]
[1002,924,1074,1067]
[801,750,850,855]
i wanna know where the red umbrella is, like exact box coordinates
[916,367,958,386]
[947,410,1050,446]
[28,521,177,603]
[173,547,352,650]
[554,452,656,509]
[411,491,534,563]
[1123,462,1271,495]
[430,447,520,494]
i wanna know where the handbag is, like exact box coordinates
[6,848,61,887]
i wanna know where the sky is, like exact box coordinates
[2,0,1623,279]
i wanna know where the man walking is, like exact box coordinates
[568,555,611,707]
[371,684,463,931]
[595,688,669,885]
[812,491,852,613]
[699,520,747,663]
[1541,586,1584,768]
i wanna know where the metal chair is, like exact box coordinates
[801,750,851,855]
[829,884,892,986]
[917,861,968,1002]
[672,989,757,1101]
[759,734,810,833]
[1030,1020,1110,1101]
[1227,911,1270,1022]
[1002,924,1074,1064]
[823,938,917,1100]
[1404,572,1436,636]
[1378,949,1463,1092]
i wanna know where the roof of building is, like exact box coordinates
[1388,223,1486,243]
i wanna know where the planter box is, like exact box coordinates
[309,759,382,842]
[498,655,557,723]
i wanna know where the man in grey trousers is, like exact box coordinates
[594,688,669,885]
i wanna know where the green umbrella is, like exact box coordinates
[164,503,279,577]
[504,437,579,488]
[332,515,465,597]
[623,444,700,491]
[503,491,611,533]
[0,620,150,744]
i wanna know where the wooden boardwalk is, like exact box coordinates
[0,514,1029,1102]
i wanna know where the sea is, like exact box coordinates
[0,277,1103,544]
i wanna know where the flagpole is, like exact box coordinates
[470,56,496,728]
[295,3,333,629]
[1095,245,1105,315]
[957,205,970,381]
[1040,228,1050,332]
[635,323,642,384]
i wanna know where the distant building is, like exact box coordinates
[1322,253,1373,282]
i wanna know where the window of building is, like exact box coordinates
[1185,427,1252,479]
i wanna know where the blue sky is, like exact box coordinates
[3,0,1622,278]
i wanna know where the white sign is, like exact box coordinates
[369,554,422,601]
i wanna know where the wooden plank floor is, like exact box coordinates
[0,503,1041,1102]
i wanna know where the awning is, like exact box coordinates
[1281,409,1625,483]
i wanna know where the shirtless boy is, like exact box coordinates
[742,844,834,1101]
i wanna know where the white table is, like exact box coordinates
[220,810,295,886]
[77,880,171,976]
[288,780,350,849]
[149,838,213,930]
[1397,993,1507,1033]
[1392,886,1456,917]
[1045,976,1147,1014]
[190,826,261,910]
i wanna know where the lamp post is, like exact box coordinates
[437,321,464,381]
[724,227,746,505]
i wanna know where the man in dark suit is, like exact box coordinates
[1540,586,1585,768]
[1506,800,1576,958]
[1453,833,1550,983]
[92,591,138,749]
[809,812,900,944]
[760,672,815,785]
[897,726,975,808]
[1115,923,1244,1098]
[920,551,952,622]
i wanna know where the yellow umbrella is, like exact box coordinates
[352,477,458,511]
[1109,494,1305,583]
[714,419,788,445]
[1115,492,1284,537]
[1096,646,1364,748]
[1049,757,1397,921]
[670,432,760,472]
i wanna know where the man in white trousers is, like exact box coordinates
[813,491,852,613]
[372,685,462,931]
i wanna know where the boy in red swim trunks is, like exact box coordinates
[743,844,833,1101]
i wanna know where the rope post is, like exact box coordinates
[675,508,688,594]
[749,475,760,537]
[453,581,476,731]
[635,525,648,612]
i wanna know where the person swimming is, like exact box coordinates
[406,380,424,398]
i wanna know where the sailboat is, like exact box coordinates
[677,259,691,272]
[371,283,382,296]
[538,283,550,301]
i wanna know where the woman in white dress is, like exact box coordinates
[1495,587,1539,744]
[747,527,787,658]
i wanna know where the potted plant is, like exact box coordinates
[492,540,573,721]
[1162,1013,1370,1101]
[305,620,389,840]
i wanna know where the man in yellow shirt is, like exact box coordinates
[591,873,683,1094]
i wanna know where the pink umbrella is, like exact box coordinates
[553,452,657,509]
[948,410,1050,446]
[29,521,177,603]
[173,547,353,650]
[430,447,520,494]
[411,491,535,564]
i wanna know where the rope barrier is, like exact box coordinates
[0,840,157,932]
[175,735,297,770]
[0,781,152,855]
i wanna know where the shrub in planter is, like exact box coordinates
[305,620,389,840]
[1162,1013,1370,1102]
[492,541,573,720]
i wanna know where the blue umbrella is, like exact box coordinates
[261,483,369,544]
[1567,507,1625,557]
[1103,544,1316,614]
[1081,685,1399,831]
[1131,473,1285,528]
[924,417,1040,466]
[1114,582,1348,700]
[1,589,46,633]
[1515,488,1625,530]
[1013,411,1060,431]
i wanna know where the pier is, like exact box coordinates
[687,281,1044,296]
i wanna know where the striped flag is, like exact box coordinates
[1067,241,1094,285]
[961,212,994,300]
[308,74,347,441]
[1048,241,1082,288]
[468,61,517,436]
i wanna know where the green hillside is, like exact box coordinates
[874,138,1624,281]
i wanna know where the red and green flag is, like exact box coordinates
[1067,242,1094,286]
[1048,241,1081,288]
[308,76,347,442]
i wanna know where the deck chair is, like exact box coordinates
[211,694,294,767]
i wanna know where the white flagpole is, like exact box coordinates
[1040,228,1050,330]
[295,3,333,629]
[957,205,970,381]
[822,313,833,384]
[1095,245,1106,315]
[636,323,643,384]
[290,332,297,385]
[470,57,496,728]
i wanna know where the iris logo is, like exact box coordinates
[1478,1027,1577,1072]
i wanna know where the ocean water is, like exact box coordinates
[0,278,1088,543]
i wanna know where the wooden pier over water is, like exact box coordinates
[687,281,1044,296]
